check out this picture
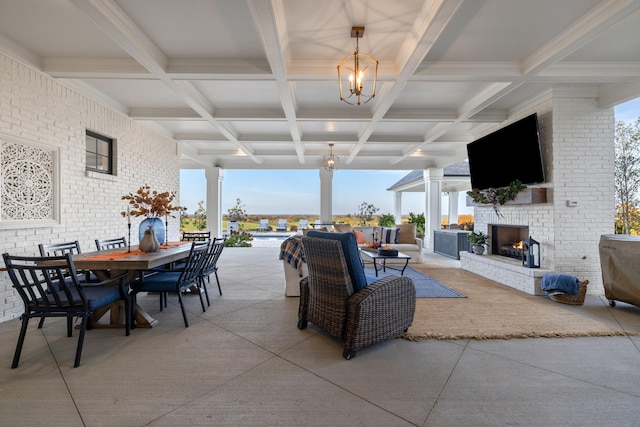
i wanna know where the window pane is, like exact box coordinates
[86,152,97,169]
[96,140,110,156]
[86,136,97,153]
[97,155,109,171]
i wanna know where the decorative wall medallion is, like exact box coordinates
[0,134,59,228]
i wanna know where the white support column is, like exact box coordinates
[205,167,224,238]
[448,191,459,226]
[394,191,402,224]
[423,168,444,251]
[319,168,333,224]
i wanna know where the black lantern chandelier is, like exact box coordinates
[337,26,378,106]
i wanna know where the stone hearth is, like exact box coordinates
[460,252,551,295]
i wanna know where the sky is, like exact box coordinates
[180,97,640,216]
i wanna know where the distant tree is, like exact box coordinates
[227,198,247,222]
[355,202,379,225]
[615,203,640,235]
[378,213,396,227]
[179,206,189,231]
[615,119,640,234]
[193,200,206,230]
[407,212,425,236]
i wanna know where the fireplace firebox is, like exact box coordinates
[489,224,529,260]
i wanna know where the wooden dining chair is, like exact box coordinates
[130,240,210,327]
[95,236,127,251]
[2,252,131,368]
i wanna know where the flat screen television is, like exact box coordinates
[466,113,545,190]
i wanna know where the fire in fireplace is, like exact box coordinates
[501,240,524,259]
[489,224,529,260]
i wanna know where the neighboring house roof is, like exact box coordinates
[387,162,470,193]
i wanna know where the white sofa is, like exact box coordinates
[338,224,424,264]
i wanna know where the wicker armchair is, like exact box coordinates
[298,232,415,359]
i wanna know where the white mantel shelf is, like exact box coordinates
[459,252,552,295]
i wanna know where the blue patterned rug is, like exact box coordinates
[364,266,465,298]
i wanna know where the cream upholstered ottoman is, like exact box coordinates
[282,258,308,297]
[279,235,308,297]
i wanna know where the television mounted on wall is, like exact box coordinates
[466,113,545,190]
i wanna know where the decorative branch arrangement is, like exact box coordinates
[467,180,527,218]
[120,184,182,219]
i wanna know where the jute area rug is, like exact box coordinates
[401,265,635,341]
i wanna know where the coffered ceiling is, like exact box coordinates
[1,0,640,171]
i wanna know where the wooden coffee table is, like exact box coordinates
[359,249,411,277]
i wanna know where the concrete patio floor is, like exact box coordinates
[1,246,640,426]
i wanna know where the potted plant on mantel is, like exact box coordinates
[469,231,488,255]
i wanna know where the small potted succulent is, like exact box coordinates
[469,231,488,255]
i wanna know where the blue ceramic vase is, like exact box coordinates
[139,217,165,250]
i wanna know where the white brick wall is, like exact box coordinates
[0,53,181,322]
[462,94,615,295]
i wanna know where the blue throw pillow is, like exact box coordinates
[380,227,400,244]
[306,230,368,291]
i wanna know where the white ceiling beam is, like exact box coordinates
[69,0,263,164]
[346,0,465,165]
[521,0,640,76]
[248,0,305,164]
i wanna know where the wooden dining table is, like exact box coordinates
[73,242,193,328]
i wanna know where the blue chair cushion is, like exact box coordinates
[40,283,122,311]
[306,230,368,291]
[82,286,123,310]
[135,271,183,293]
[365,274,379,285]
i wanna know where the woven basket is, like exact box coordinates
[548,280,589,305]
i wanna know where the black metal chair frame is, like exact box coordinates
[95,236,127,251]
[3,252,131,368]
[131,240,209,327]
[199,237,226,304]
[38,240,94,281]
[182,231,211,241]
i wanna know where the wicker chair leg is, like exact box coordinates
[297,277,310,330]
[343,348,355,360]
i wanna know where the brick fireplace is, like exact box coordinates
[454,97,615,296]
[459,179,553,295]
